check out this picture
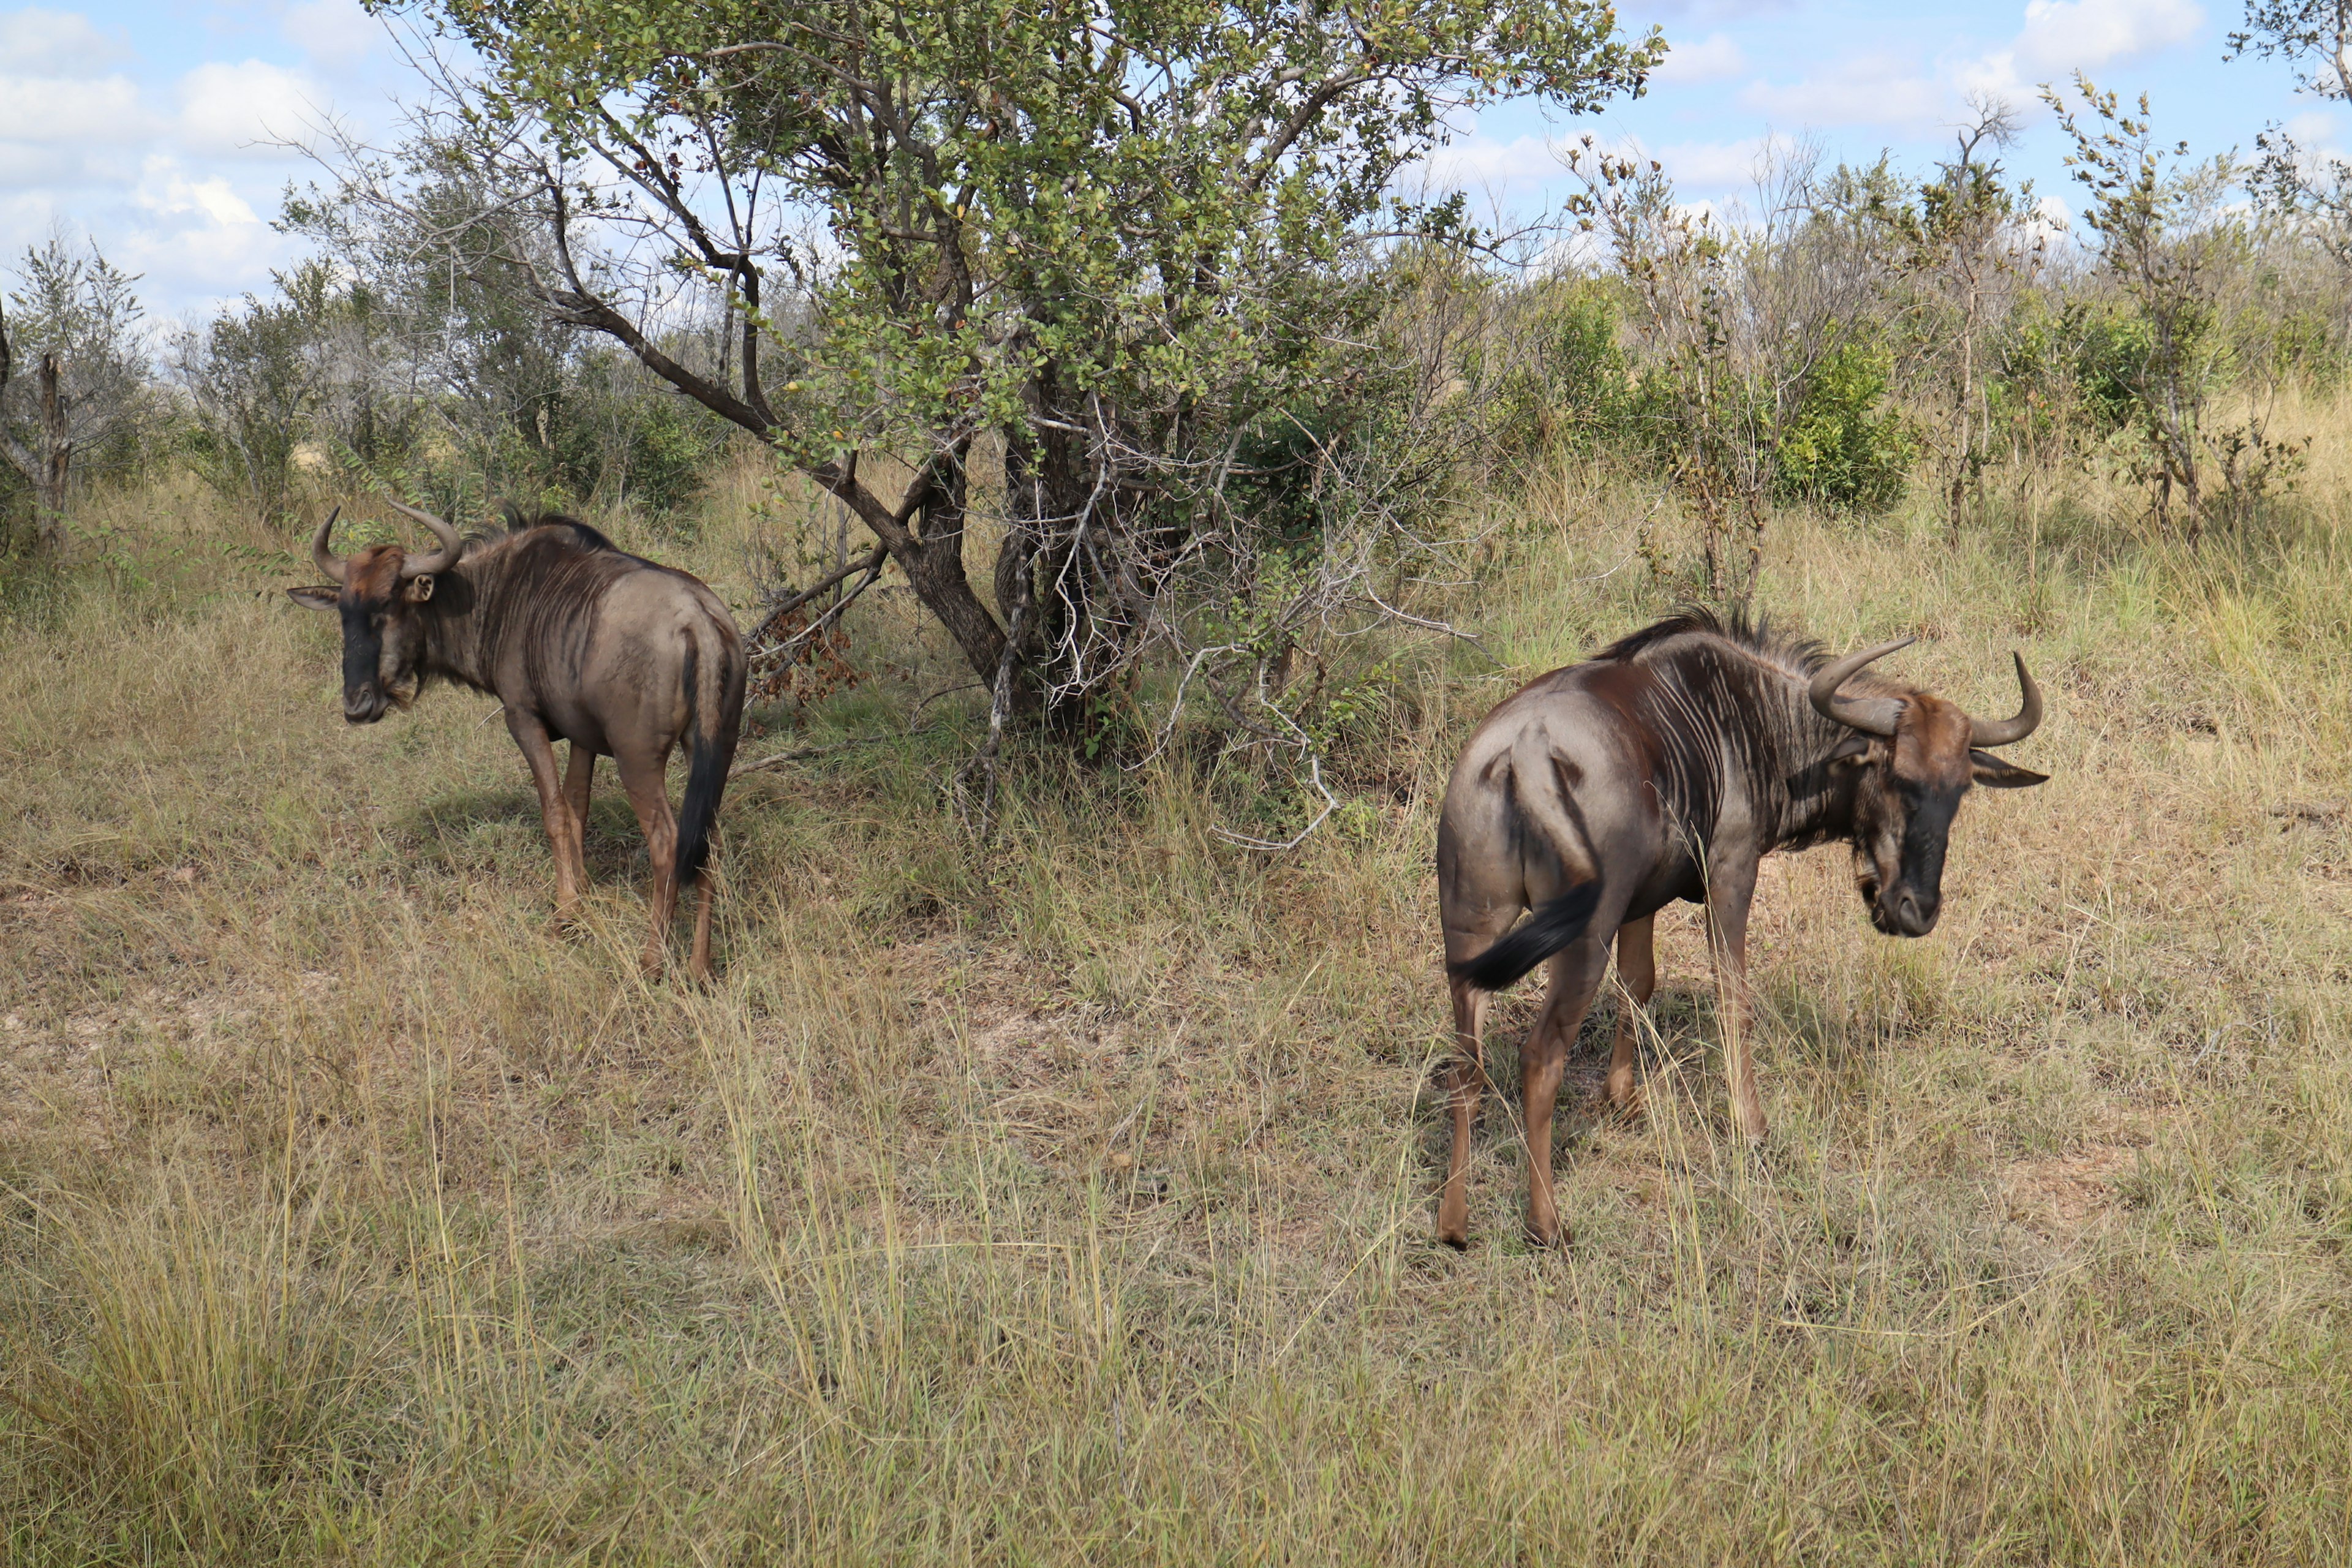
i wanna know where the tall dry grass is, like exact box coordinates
[2,402,2350,1564]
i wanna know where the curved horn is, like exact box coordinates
[1809,636,1913,737]
[385,499,463,578]
[1970,652,2043,747]
[309,506,346,584]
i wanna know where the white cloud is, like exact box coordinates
[284,0,383,70]
[0,70,151,145]
[1654,135,1778,189]
[176,60,328,157]
[1962,0,2205,105]
[1420,134,1560,193]
[0,12,390,314]
[135,160,262,230]
[113,154,287,293]
[2014,0,2203,73]
[1727,0,2205,142]
[2283,108,2340,149]
[1739,55,1947,129]
[1656,32,1747,87]
[0,7,127,72]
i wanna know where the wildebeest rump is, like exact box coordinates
[1435,610,2048,1246]
[290,502,747,979]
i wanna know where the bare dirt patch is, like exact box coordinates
[2000,1144,2143,1234]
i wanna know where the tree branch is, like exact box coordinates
[1248,70,1375,189]
[537,172,775,435]
[749,543,888,643]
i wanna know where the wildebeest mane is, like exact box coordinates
[1596,607,1904,853]
[492,502,622,554]
[421,510,646,696]
[1596,605,1825,677]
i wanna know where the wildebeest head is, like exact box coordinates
[286,503,464,724]
[1811,639,2047,937]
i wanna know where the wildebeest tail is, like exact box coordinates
[673,627,745,890]
[1449,881,1603,992]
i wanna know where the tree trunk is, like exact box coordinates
[813,454,1007,687]
[529,237,1012,685]
[34,353,71,554]
[0,313,73,555]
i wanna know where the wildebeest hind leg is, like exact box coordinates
[1607,915,1657,1114]
[1436,978,1489,1248]
[1521,938,1610,1248]
[614,748,680,976]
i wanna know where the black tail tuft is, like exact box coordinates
[674,726,726,889]
[1449,883,1603,992]
[671,641,735,891]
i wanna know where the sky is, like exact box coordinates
[0,0,2328,325]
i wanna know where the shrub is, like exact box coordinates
[1774,339,1915,512]
[1481,280,1637,463]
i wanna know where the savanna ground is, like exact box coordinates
[3,412,2351,1565]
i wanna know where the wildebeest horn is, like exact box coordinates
[1809,636,1913,737]
[1970,653,2043,747]
[309,506,346,584]
[385,500,464,578]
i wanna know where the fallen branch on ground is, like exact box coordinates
[731,725,952,777]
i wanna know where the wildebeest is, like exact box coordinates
[290,502,747,979]
[1436,610,2048,1246]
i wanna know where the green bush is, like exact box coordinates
[1473,279,1638,465]
[2067,304,2159,435]
[543,350,736,525]
[1774,339,1914,512]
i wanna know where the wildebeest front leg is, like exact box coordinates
[1521,938,1610,1247]
[1437,978,1489,1249]
[613,748,680,976]
[559,742,596,905]
[1703,853,1765,1141]
[1607,914,1657,1113]
[505,710,582,919]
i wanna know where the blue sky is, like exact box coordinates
[0,0,2321,323]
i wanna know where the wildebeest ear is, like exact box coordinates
[287,586,339,612]
[1825,734,1877,765]
[1969,750,2048,788]
[404,574,435,603]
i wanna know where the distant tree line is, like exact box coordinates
[0,225,736,559]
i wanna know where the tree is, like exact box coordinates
[1566,140,1904,601]
[338,0,1660,726]
[2230,0,2352,336]
[0,300,67,553]
[2042,75,2240,539]
[174,263,336,530]
[1904,96,2038,538]
[2231,0,2352,96]
[0,233,148,553]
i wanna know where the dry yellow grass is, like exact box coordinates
[2,419,2350,1564]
